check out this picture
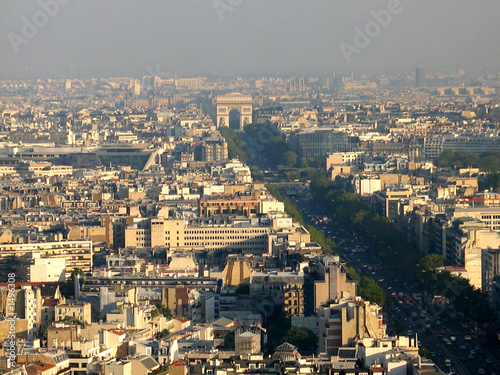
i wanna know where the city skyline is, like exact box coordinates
[1,2,500,372]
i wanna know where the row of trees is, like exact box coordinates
[310,175,497,325]
[219,126,248,163]
[263,309,317,354]
[311,175,421,276]
[244,123,297,167]
[437,150,500,173]
[265,184,305,224]
[416,254,495,325]
[436,150,500,190]
[265,184,335,254]
[244,122,322,169]
[266,183,386,305]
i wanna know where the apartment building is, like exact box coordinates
[317,298,386,356]
[372,188,413,219]
[0,286,41,341]
[0,240,93,277]
[289,129,356,159]
[449,206,500,231]
[445,218,500,289]
[311,256,357,311]
[198,197,260,217]
[125,218,273,254]
[250,271,304,317]
[443,134,500,154]
[326,152,366,169]
[482,249,500,296]
[423,136,444,159]
[55,302,92,325]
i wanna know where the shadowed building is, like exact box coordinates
[317,298,386,356]
[415,67,426,87]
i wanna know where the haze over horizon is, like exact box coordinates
[1,0,499,79]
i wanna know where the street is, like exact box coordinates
[290,193,499,375]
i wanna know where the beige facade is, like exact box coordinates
[103,361,132,375]
[379,174,411,189]
[29,257,66,282]
[222,258,252,286]
[0,286,42,341]
[47,324,81,349]
[317,298,385,356]
[55,302,92,325]
[235,330,261,356]
[326,152,365,169]
[67,225,106,243]
[125,218,271,254]
[0,317,29,342]
[199,198,259,217]
[314,261,357,309]
[446,218,500,289]
[451,207,500,231]
[329,165,359,179]
[0,240,93,275]
[374,189,413,218]
[0,229,13,243]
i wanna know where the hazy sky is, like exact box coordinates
[1,0,499,78]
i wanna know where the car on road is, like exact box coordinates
[464,334,471,340]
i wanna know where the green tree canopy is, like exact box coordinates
[282,327,317,352]
[235,283,250,295]
[358,277,386,307]
[282,151,298,167]
[152,303,173,319]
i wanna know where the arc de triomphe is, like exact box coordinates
[216,93,252,131]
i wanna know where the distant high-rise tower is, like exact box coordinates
[415,67,426,87]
